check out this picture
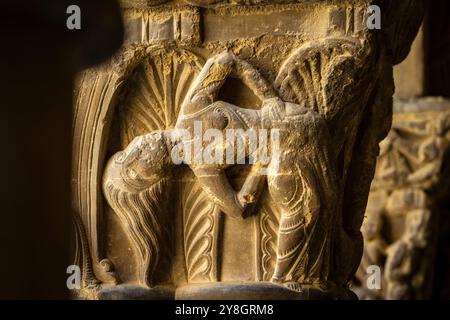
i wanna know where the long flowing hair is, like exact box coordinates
[103,177,170,287]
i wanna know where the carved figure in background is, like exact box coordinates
[360,211,386,276]
[355,207,387,299]
[385,208,431,300]
[356,99,450,300]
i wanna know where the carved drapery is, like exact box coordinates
[72,0,424,299]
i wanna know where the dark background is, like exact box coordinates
[0,0,123,299]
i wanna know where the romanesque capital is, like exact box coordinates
[72,0,425,299]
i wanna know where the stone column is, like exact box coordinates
[72,0,424,300]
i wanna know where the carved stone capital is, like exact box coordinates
[72,0,424,299]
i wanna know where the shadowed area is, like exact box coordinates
[0,0,123,299]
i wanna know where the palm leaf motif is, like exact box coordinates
[111,47,205,283]
[117,47,204,146]
[274,37,373,138]
[182,173,216,283]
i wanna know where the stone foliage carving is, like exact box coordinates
[72,0,424,299]
[355,98,450,300]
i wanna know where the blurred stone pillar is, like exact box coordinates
[355,98,450,300]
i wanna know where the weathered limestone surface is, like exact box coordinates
[72,0,424,299]
[355,98,450,300]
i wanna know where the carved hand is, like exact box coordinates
[238,163,267,218]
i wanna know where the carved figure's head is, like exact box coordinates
[104,131,172,193]
[362,210,383,241]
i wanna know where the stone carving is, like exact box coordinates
[182,177,218,282]
[103,131,173,288]
[72,0,424,299]
[355,98,450,300]
[385,207,432,300]
[175,51,339,290]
